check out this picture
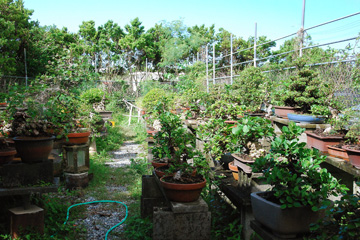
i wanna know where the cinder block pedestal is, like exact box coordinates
[153,198,211,240]
[141,175,167,218]
[9,205,44,239]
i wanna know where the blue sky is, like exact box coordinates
[24,0,360,49]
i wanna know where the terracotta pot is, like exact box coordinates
[66,131,91,145]
[151,160,168,168]
[228,161,239,181]
[273,106,299,119]
[0,148,16,165]
[251,191,325,238]
[327,145,349,161]
[342,145,360,169]
[160,176,206,202]
[305,131,344,153]
[13,136,55,163]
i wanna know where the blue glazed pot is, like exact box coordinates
[287,113,326,124]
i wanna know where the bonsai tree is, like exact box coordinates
[309,184,360,240]
[198,118,233,161]
[273,58,330,115]
[229,116,275,158]
[253,121,348,210]
[231,66,270,112]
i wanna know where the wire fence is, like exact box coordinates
[203,11,360,88]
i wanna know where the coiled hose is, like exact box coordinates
[64,200,128,240]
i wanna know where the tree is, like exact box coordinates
[0,0,36,76]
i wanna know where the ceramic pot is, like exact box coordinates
[273,106,299,119]
[327,145,349,161]
[0,148,16,165]
[66,131,91,145]
[160,176,206,202]
[287,113,326,124]
[305,131,344,153]
[13,136,55,163]
[342,145,360,169]
[251,191,325,238]
[228,161,239,181]
[151,160,168,168]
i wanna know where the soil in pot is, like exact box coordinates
[160,174,206,202]
[154,165,170,178]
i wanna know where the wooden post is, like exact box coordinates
[128,105,133,126]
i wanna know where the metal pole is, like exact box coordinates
[300,0,305,57]
[230,34,233,85]
[213,42,215,85]
[24,48,28,87]
[254,23,257,67]
[145,58,148,79]
[206,45,209,93]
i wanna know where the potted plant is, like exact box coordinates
[309,182,360,240]
[272,58,330,120]
[197,118,234,170]
[2,83,59,163]
[228,116,275,174]
[252,122,348,237]
[342,121,360,169]
[152,111,209,202]
[231,66,270,114]
[80,88,112,120]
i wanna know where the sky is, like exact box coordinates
[23,0,360,50]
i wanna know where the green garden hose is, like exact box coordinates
[64,200,128,240]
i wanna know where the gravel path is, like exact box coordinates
[73,141,145,240]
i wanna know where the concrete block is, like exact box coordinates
[170,198,208,213]
[142,175,163,198]
[0,160,53,188]
[153,207,211,240]
[9,205,44,239]
[141,196,167,218]
[64,172,89,190]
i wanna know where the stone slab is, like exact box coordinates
[170,197,208,213]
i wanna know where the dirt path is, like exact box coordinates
[73,140,146,240]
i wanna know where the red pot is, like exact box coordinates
[160,176,206,202]
[342,145,360,169]
[274,106,299,119]
[0,148,16,165]
[327,145,349,161]
[305,131,344,153]
[66,131,91,145]
[151,161,168,168]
